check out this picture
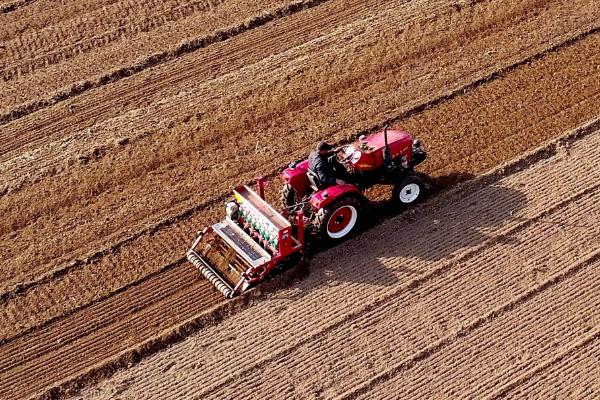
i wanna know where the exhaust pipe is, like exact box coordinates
[383,125,392,169]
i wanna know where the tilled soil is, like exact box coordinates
[1,0,599,301]
[1,0,599,398]
[0,2,597,345]
[0,0,302,113]
[68,125,600,400]
[502,338,600,399]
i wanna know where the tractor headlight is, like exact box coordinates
[226,201,239,220]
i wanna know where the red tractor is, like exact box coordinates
[187,128,426,298]
[281,127,427,240]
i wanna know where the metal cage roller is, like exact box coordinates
[187,250,236,298]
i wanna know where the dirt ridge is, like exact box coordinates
[196,181,600,398]
[1,0,225,78]
[486,328,600,400]
[0,0,34,13]
[337,249,600,400]
[0,0,329,127]
[2,25,597,303]
[0,257,184,348]
[501,336,600,399]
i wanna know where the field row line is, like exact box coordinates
[0,0,331,126]
[361,263,600,400]
[0,0,34,13]
[186,185,600,397]
[1,0,594,275]
[1,278,216,399]
[336,248,600,400]
[31,120,600,399]
[498,333,600,398]
[195,178,600,397]
[485,329,600,399]
[0,257,185,360]
[1,0,230,79]
[0,0,487,196]
[2,22,598,305]
[0,0,419,155]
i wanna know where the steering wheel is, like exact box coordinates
[335,146,354,163]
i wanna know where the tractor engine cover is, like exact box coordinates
[351,130,413,171]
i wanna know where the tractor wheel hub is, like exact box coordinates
[326,205,358,238]
[399,183,420,204]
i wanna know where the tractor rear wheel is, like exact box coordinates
[314,196,363,241]
[281,183,299,210]
[392,175,425,207]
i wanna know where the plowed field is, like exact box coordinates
[70,125,600,400]
[1,0,599,398]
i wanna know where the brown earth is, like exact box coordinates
[0,0,303,113]
[0,0,33,14]
[0,39,597,400]
[0,0,597,347]
[0,0,599,398]
[68,124,600,400]
[501,337,600,399]
[1,0,598,302]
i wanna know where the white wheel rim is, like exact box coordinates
[326,205,358,239]
[399,183,420,204]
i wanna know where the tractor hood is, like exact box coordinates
[350,129,414,171]
[359,129,412,150]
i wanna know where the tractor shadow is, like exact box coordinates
[273,172,529,294]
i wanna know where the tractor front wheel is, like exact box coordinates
[392,175,426,207]
[314,196,363,241]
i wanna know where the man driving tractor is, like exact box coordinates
[308,141,347,188]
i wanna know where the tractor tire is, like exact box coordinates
[314,195,363,241]
[392,175,426,207]
[281,183,298,210]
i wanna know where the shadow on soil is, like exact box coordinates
[262,172,529,295]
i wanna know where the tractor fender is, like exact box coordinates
[309,184,362,210]
[281,159,312,198]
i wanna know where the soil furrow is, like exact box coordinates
[0,0,403,141]
[68,127,600,400]
[0,0,34,13]
[0,259,188,372]
[2,14,599,346]
[0,271,221,399]
[2,0,597,300]
[485,330,600,400]
[0,0,129,41]
[1,0,229,72]
[193,189,600,399]
[0,0,336,125]
[36,127,600,397]
[349,255,600,400]
[500,337,600,399]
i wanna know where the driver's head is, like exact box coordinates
[316,141,334,155]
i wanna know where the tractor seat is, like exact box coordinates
[306,169,323,191]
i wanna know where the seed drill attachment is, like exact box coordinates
[187,180,304,298]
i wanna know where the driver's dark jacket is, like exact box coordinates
[308,150,336,187]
